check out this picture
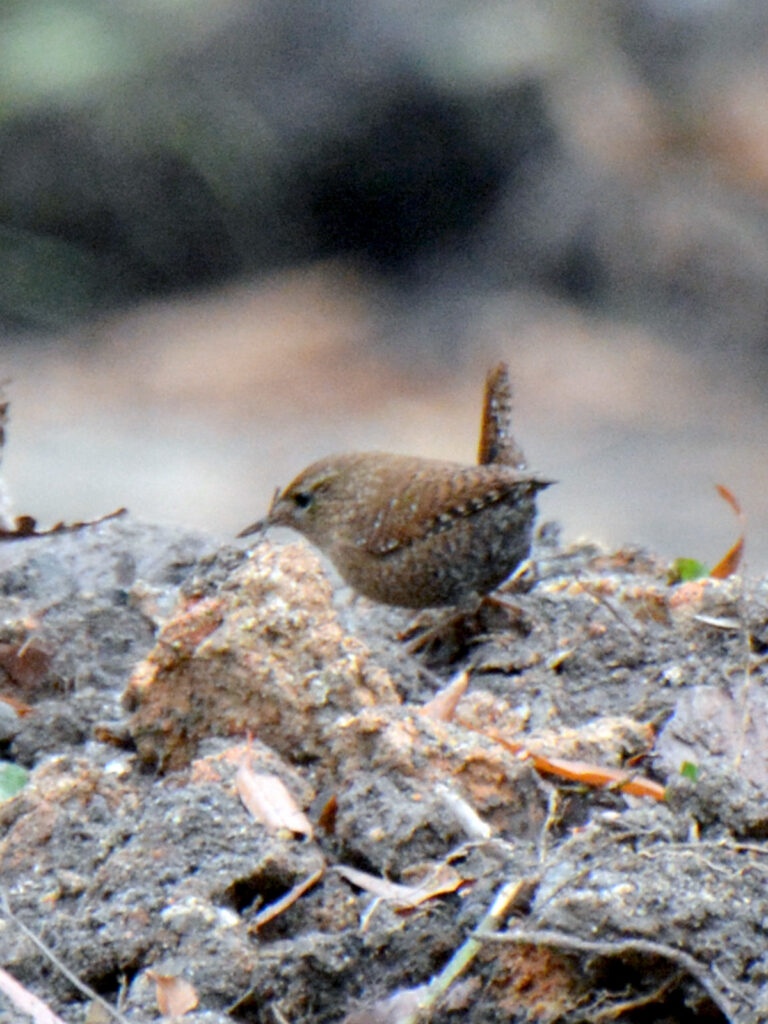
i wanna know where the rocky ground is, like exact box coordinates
[0,515,766,1024]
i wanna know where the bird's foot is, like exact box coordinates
[400,590,531,662]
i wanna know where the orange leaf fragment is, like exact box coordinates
[477,727,665,801]
[146,971,198,1018]
[710,483,745,579]
[527,751,667,801]
[236,764,313,838]
[714,483,742,517]
[0,695,33,716]
[420,669,469,722]
[391,864,464,911]
[316,792,338,834]
[709,537,744,580]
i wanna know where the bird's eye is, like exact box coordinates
[293,490,313,509]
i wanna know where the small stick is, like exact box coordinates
[480,927,742,1023]
[400,874,538,1024]
[0,888,131,1024]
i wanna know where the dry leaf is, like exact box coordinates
[236,764,313,838]
[391,864,464,911]
[335,864,410,901]
[475,727,666,801]
[710,537,744,580]
[527,750,667,801]
[420,669,469,722]
[715,483,742,517]
[316,792,338,834]
[84,1002,112,1024]
[0,966,68,1024]
[146,970,198,1017]
[335,863,464,910]
[710,483,745,579]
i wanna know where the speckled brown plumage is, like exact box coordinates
[239,364,551,608]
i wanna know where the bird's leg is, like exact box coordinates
[399,599,485,659]
[400,560,536,659]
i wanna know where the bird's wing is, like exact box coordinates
[362,464,548,556]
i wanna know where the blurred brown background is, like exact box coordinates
[1,0,767,571]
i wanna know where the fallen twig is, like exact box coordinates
[254,865,325,929]
[0,888,131,1024]
[400,874,539,1024]
[0,506,127,541]
[480,926,742,1023]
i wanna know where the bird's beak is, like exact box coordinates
[236,487,281,539]
[236,518,266,539]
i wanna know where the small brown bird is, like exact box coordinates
[238,364,550,609]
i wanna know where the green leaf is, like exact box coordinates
[680,761,699,782]
[669,558,709,584]
[0,761,28,801]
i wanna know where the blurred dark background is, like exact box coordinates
[1,0,767,571]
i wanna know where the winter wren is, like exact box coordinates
[238,364,550,609]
